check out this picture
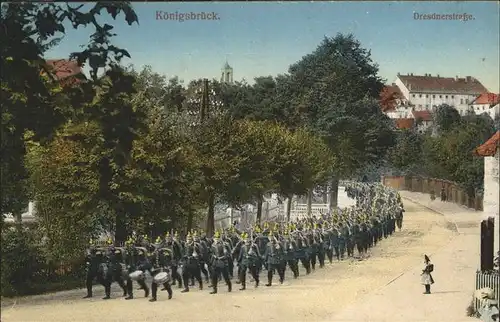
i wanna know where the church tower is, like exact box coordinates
[220,61,233,84]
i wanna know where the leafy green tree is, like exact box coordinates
[434,104,462,133]
[279,33,396,205]
[1,2,138,219]
[387,129,424,173]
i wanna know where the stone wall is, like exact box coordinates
[381,175,483,211]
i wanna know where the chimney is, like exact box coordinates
[437,74,440,78]
[410,73,413,76]
[397,72,400,76]
[465,76,470,83]
[455,76,459,81]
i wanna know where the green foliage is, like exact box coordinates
[1,228,45,296]
[387,129,424,173]
[388,112,496,194]
[434,104,462,133]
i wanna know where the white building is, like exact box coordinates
[470,93,500,119]
[474,131,500,256]
[384,73,490,118]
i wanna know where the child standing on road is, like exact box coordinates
[421,254,434,294]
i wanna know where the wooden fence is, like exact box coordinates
[381,175,483,211]
[474,270,500,311]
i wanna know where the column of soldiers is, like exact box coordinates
[83,183,405,301]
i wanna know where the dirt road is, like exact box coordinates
[1,200,455,322]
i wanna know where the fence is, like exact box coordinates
[474,271,500,311]
[381,175,483,211]
[214,200,283,229]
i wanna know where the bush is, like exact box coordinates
[1,227,86,297]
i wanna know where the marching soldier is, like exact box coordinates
[181,232,203,293]
[149,245,173,302]
[165,232,183,288]
[263,231,285,286]
[210,231,232,294]
[237,232,260,290]
[283,230,299,279]
[83,241,109,299]
[108,243,128,298]
[124,245,150,300]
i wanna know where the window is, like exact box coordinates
[412,94,415,98]
[433,95,436,98]
[418,104,422,108]
[445,95,448,99]
[419,94,422,98]
[466,99,469,104]
[439,95,442,98]
[426,104,429,109]
[460,98,464,104]
[451,95,454,99]
[426,94,429,98]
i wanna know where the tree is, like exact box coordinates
[1,2,138,220]
[387,129,424,174]
[434,104,461,133]
[281,33,396,205]
[25,123,105,262]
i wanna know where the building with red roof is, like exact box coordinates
[391,73,489,116]
[471,92,500,119]
[44,59,85,86]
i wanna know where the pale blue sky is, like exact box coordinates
[46,1,499,91]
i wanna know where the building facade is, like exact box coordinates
[471,93,500,119]
[474,131,500,256]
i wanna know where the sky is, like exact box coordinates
[46,1,500,91]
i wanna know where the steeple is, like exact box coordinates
[220,60,233,84]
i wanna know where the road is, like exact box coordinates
[1,198,458,322]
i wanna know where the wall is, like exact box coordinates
[381,175,483,210]
[483,150,500,254]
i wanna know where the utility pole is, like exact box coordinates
[200,78,215,237]
[200,78,209,122]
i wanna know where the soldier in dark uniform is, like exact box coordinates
[210,231,232,294]
[124,246,150,300]
[108,245,128,298]
[396,204,405,231]
[338,223,347,260]
[165,232,183,288]
[149,246,173,302]
[330,225,341,261]
[263,232,285,286]
[294,231,311,274]
[194,232,210,283]
[283,230,299,278]
[237,232,260,290]
[314,226,326,268]
[83,241,109,299]
[180,232,203,293]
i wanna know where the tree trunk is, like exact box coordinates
[256,194,263,225]
[307,189,312,217]
[329,177,340,208]
[206,193,215,237]
[115,213,127,244]
[286,197,292,222]
[187,212,194,234]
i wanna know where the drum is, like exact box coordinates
[153,272,169,284]
[129,270,145,281]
